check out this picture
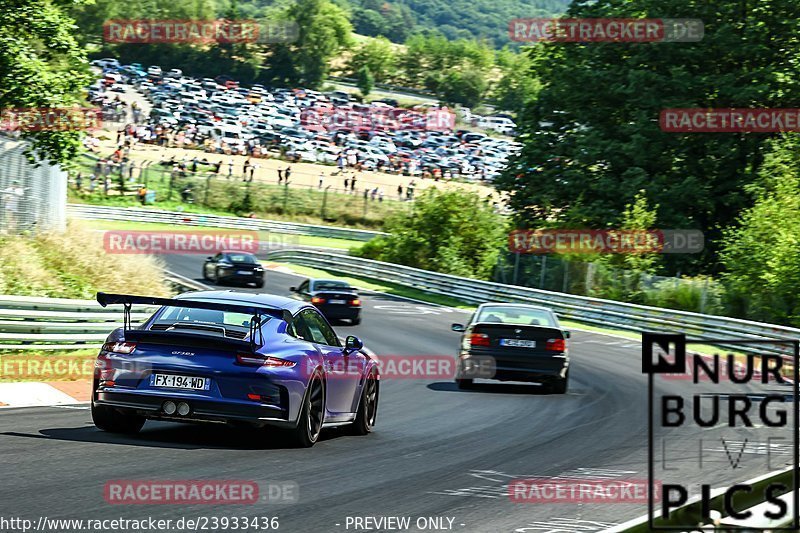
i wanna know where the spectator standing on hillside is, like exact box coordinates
[397,184,403,199]
[278,167,284,184]
[243,158,251,180]
[344,177,349,191]
[318,172,325,189]
[249,163,258,182]
[350,175,357,192]
[227,159,234,179]
[284,166,292,184]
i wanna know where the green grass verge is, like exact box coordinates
[274,262,475,309]
[78,219,366,250]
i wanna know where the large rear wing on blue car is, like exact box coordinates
[96,292,294,352]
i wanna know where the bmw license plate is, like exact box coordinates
[329,299,346,305]
[236,270,252,275]
[150,374,210,390]
[500,339,536,348]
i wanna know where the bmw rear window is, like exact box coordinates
[314,281,350,290]
[475,307,557,327]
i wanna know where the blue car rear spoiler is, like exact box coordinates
[96,292,293,351]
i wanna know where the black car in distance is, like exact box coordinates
[291,278,362,325]
[202,251,265,288]
[452,303,570,393]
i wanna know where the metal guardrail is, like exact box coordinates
[67,204,386,242]
[0,272,207,350]
[4,248,800,356]
[265,249,800,359]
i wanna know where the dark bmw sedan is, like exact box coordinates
[202,251,265,288]
[451,303,570,393]
[291,278,361,325]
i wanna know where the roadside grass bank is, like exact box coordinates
[0,222,171,299]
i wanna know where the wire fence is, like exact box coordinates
[494,252,724,315]
[0,136,68,235]
[69,155,415,229]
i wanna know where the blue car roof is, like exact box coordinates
[175,290,308,315]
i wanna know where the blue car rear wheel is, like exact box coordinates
[286,374,324,448]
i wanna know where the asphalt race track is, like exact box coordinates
[0,254,794,533]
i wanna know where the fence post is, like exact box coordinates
[512,252,520,286]
[539,255,547,289]
[586,262,595,295]
[321,186,329,219]
[204,173,212,206]
[282,183,289,214]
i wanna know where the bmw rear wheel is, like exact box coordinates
[548,371,569,394]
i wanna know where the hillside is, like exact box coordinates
[235,0,572,48]
[349,0,571,47]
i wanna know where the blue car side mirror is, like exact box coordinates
[344,335,363,353]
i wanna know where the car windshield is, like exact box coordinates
[475,306,556,327]
[227,254,257,264]
[314,280,351,290]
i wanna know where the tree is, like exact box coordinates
[439,68,487,108]
[262,0,352,88]
[347,37,396,82]
[720,135,800,325]
[496,0,800,276]
[352,188,507,279]
[357,66,374,98]
[493,49,540,114]
[0,0,93,164]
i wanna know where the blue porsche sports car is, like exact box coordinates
[92,290,379,447]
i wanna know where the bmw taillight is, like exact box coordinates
[236,353,297,367]
[546,338,567,352]
[102,341,137,354]
[350,299,361,306]
[469,333,490,347]
[311,297,325,304]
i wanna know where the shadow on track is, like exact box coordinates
[2,423,344,450]
[427,381,557,395]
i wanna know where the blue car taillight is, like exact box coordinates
[102,341,137,354]
[236,353,296,367]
